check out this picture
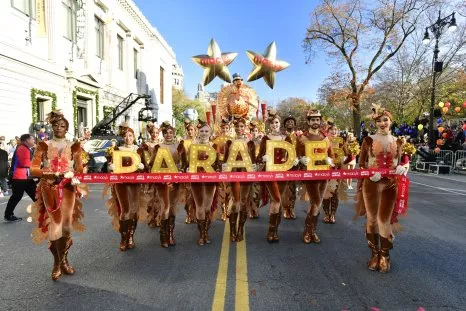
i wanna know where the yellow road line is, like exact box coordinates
[212,222,230,311]
[235,230,250,311]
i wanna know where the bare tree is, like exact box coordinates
[303,0,435,136]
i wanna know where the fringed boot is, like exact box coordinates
[366,232,380,271]
[322,199,331,223]
[197,219,207,246]
[60,235,75,275]
[205,211,212,244]
[236,211,248,242]
[379,235,393,273]
[267,213,280,243]
[168,215,176,246]
[160,219,169,248]
[329,194,339,224]
[303,213,320,244]
[127,218,137,249]
[119,219,130,251]
[229,212,238,242]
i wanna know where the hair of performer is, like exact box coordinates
[182,119,197,224]
[215,117,233,222]
[190,120,218,245]
[149,121,186,248]
[257,108,291,243]
[246,120,261,219]
[30,110,84,281]
[357,104,406,273]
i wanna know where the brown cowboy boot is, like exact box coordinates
[288,201,297,219]
[366,232,380,271]
[236,211,248,242]
[229,212,238,242]
[329,194,339,224]
[127,218,137,249]
[119,220,130,251]
[168,215,176,246]
[322,199,331,223]
[60,235,75,275]
[160,219,169,248]
[221,203,228,222]
[303,213,321,244]
[267,213,280,243]
[379,235,393,273]
[49,239,63,281]
[205,211,212,244]
[184,204,191,224]
[283,206,291,219]
[197,219,206,246]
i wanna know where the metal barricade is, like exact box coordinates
[429,150,455,169]
[453,150,466,173]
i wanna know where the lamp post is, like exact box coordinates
[423,10,457,149]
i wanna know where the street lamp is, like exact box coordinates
[423,10,457,149]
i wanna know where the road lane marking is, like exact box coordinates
[411,181,466,196]
[212,222,230,311]
[235,230,250,311]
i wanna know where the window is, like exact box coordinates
[63,0,77,42]
[117,35,124,70]
[77,105,88,127]
[133,49,138,79]
[11,0,36,18]
[95,16,104,59]
[160,66,164,104]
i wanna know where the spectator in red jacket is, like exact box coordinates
[4,134,36,222]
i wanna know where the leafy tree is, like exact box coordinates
[172,88,205,136]
[303,0,434,137]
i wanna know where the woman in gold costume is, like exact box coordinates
[356,105,406,273]
[31,111,85,281]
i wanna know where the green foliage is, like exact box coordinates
[172,88,205,136]
[30,88,57,123]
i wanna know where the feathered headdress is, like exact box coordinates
[267,108,280,123]
[368,103,393,120]
[46,110,68,126]
[283,115,297,126]
[160,121,174,133]
[184,118,195,129]
[118,122,134,137]
[196,118,210,129]
[306,109,322,119]
[232,114,247,125]
[220,117,231,126]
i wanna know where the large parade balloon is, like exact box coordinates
[192,38,238,86]
[246,41,290,89]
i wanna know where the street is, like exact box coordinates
[1,173,465,311]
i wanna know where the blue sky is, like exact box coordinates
[134,0,331,105]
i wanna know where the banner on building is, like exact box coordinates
[36,0,47,37]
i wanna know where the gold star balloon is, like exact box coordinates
[192,38,238,86]
[246,41,290,89]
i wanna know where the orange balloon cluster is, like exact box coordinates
[438,126,444,133]
[455,107,461,113]
[436,139,443,146]
[442,107,449,113]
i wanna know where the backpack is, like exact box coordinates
[7,149,17,181]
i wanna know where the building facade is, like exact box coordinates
[172,62,183,90]
[0,0,176,140]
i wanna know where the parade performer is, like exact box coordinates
[224,116,256,242]
[190,120,220,245]
[282,115,299,219]
[296,110,333,244]
[356,104,406,273]
[30,110,86,281]
[212,118,233,221]
[106,124,145,251]
[247,120,263,219]
[141,122,161,228]
[345,133,358,189]
[182,120,197,224]
[257,109,294,243]
[322,122,348,224]
[148,121,187,248]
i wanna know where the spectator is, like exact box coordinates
[0,148,8,197]
[7,139,17,160]
[4,134,36,222]
[0,136,6,151]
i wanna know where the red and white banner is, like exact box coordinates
[75,169,394,184]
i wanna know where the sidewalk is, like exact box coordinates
[410,171,466,184]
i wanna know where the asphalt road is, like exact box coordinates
[0,172,465,311]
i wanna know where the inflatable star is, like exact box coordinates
[192,38,238,86]
[246,41,290,89]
